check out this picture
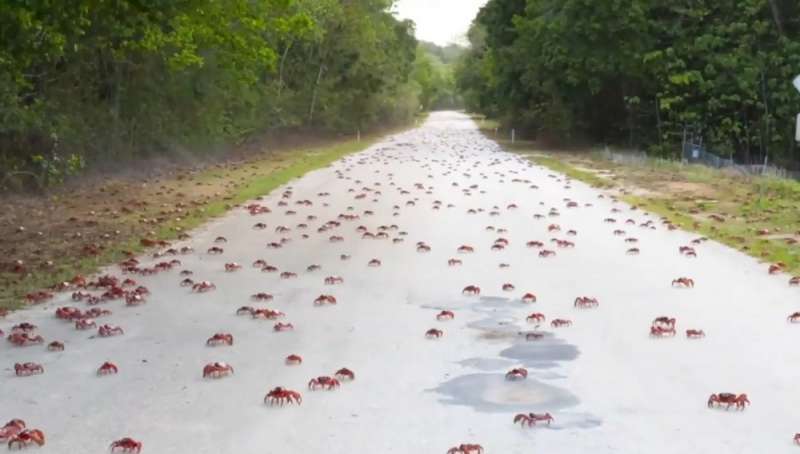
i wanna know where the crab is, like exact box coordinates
[425,328,444,339]
[274,322,294,332]
[505,368,528,380]
[368,259,382,267]
[0,419,26,441]
[334,368,355,381]
[236,306,254,316]
[462,285,480,296]
[574,296,599,309]
[514,412,554,427]
[526,312,545,323]
[7,429,45,449]
[7,333,44,346]
[652,316,676,328]
[650,325,676,337]
[47,341,65,351]
[325,276,344,285]
[550,319,572,328]
[308,376,341,390]
[252,309,284,319]
[416,243,431,253]
[192,281,216,293]
[11,322,37,334]
[626,247,640,255]
[97,361,119,376]
[307,264,321,272]
[671,277,695,288]
[502,283,515,291]
[285,354,303,365]
[15,362,44,376]
[539,249,556,258]
[313,295,337,306]
[224,263,242,272]
[98,324,124,337]
[264,386,302,406]
[679,246,697,257]
[436,310,455,321]
[708,393,750,410]
[526,240,544,248]
[686,329,705,339]
[202,362,234,379]
[207,246,224,255]
[521,293,537,303]
[251,293,273,302]
[457,245,475,253]
[109,437,142,453]
[206,333,234,346]
[447,444,483,454]
[280,271,298,279]
[787,312,800,323]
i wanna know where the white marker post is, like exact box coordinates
[794,75,800,142]
[511,129,516,144]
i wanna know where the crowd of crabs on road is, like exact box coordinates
[3,144,800,454]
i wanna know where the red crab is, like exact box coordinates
[308,376,340,390]
[110,437,142,453]
[15,362,44,376]
[285,354,303,365]
[7,429,45,449]
[462,285,480,296]
[192,281,216,293]
[274,322,294,332]
[686,329,705,339]
[252,309,284,320]
[368,259,382,267]
[314,295,337,306]
[521,293,537,303]
[672,277,695,288]
[457,245,474,253]
[708,393,750,410]
[505,368,528,380]
[539,249,556,258]
[324,276,344,285]
[224,263,242,272]
[650,325,676,337]
[206,333,233,346]
[202,362,234,379]
[425,328,443,339]
[97,361,119,376]
[236,306,254,316]
[448,258,463,266]
[526,313,545,323]
[7,333,44,346]
[789,312,800,323]
[514,412,554,427]
[47,341,65,351]
[574,296,599,309]
[11,322,36,334]
[551,319,572,328]
[98,324,124,337]
[0,419,26,441]
[251,293,273,302]
[264,387,302,406]
[447,444,483,454]
[334,368,355,381]
[502,283,515,291]
[436,310,455,321]
[207,246,224,255]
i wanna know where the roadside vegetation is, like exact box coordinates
[501,138,800,277]
[456,0,800,167]
[0,1,462,192]
[0,125,419,310]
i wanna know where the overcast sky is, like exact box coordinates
[393,0,488,46]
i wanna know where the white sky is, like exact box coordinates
[393,0,489,46]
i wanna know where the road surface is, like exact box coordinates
[3,111,799,453]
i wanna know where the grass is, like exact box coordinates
[0,128,407,311]
[507,145,800,277]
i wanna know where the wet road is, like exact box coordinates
[3,111,800,453]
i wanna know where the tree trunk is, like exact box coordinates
[277,41,293,98]
[767,0,784,36]
[308,62,325,124]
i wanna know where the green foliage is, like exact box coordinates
[0,0,421,189]
[456,0,800,166]
[411,42,464,110]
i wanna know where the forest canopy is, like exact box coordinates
[0,0,439,186]
[455,0,800,166]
